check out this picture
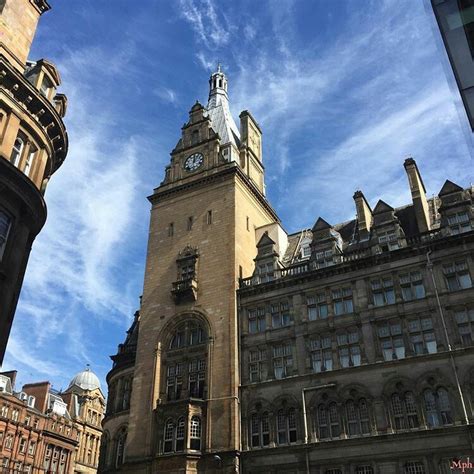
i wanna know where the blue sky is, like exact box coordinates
[2,0,472,392]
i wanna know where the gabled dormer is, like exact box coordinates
[24,58,61,101]
[252,232,282,283]
[371,200,406,253]
[310,217,342,268]
[438,180,473,236]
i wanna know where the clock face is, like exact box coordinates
[184,153,204,172]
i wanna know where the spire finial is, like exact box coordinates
[217,61,222,73]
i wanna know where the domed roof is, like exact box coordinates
[69,367,100,391]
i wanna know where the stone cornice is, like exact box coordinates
[238,230,474,296]
[149,162,280,222]
[0,54,68,173]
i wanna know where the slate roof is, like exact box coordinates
[282,197,441,265]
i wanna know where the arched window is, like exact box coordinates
[122,377,132,410]
[10,136,24,167]
[190,416,201,450]
[164,419,175,453]
[164,320,208,401]
[277,408,297,444]
[424,388,452,426]
[115,429,127,468]
[98,433,109,469]
[163,417,185,453]
[346,398,371,436]
[316,402,340,440]
[250,412,270,448]
[176,417,185,451]
[391,392,419,430]
[169,322,207,349]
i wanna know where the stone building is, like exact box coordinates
[0,0,68,362]
[0,371,79,473]
[100,67,474,473]
[61,368,105,473]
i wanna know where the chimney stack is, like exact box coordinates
[403,158,431,233]
[353,190,373,240]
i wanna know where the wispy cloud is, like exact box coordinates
[3,43,146,386]
[153,86,178,105]
[178,0,230,49]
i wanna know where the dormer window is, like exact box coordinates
[378,231,399,251]
[40,75,53,99]
[447,212,471,234]
[301,245,311,258]
[315,249,334,268]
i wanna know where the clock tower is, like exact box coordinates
[115,67,279,473]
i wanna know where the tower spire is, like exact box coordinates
[208,64,228,107]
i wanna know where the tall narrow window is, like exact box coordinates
[270,301,291,328]
[391,392,419,429]
[316,402,340,439]
[189,416,201,450]
[246,216,250,231]
[307,293,329,320]
[400,272,425,301]
[407,318,436,354]
[0,210,12,261]
[115,430,126,467]
[310,336,333,373]
[188,359,206,398]
[248,307,266,333]
[277,408,297,444]
[249,349,267,382]
[346,399,370,436]
[10,136,24,167]
[206,210,212,225]
[24,147,37,177]
[166,363,183,401]
[168,222,174,237]
[164,420,175,453]
[424,388,452,426]
[455,308,474,345]
[443,261,472,291]
[378,321,405,360]
[176,417,185,451]
[371,277,395,306]
[272,343,293,379]
[187,216,193,231]
[337,330,361,367]
[332,288,354,315]
[251,412,270,448]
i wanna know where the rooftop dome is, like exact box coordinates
[69,367,101,391]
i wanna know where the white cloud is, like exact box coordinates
[178,0,230,50]
[153,86,178,105]
[3,44,145,387]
